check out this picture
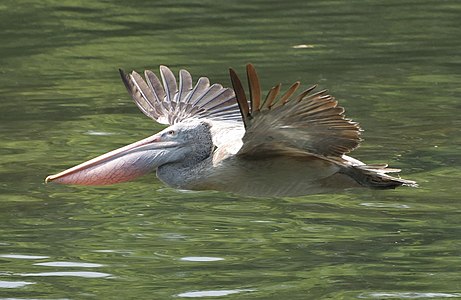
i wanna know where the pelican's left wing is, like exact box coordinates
[119,66,241,125]
[229,64,361,158]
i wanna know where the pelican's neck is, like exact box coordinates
[156,132,214,189]
[156,155,213,189]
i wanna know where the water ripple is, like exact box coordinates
[0,280,35,288]
[360,202,411,209]
[360,292,461,299]
[177,289,255,298]
[0,254,49,260]
[180,256,224,262]
[18,271,112,278]
[33,262,103,268]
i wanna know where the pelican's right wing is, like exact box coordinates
[119,66,242,125]
[229,64,362,159]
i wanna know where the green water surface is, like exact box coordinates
[1,0,460,299]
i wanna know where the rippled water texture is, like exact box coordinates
[1,0,460,299]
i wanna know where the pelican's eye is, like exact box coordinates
[167,130,176,136]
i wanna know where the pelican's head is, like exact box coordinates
[45,119,213,185]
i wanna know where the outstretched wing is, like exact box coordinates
[229,64,362,158]
[120,66,241,125]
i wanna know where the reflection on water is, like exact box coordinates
[19,272,112,278]
[33,262,103,268]
[180,257,224,262]
[0,281,35,289]
[177,289,256,298]
[1,0,461,299]
[360,292,461,299]
[0,255,50,260]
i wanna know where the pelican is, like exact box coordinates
[45,64,416,196]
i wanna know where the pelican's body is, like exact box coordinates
[149,120,357,197]
[46,64,416,196]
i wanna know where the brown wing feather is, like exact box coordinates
[295,85,317,102]
[279,81,300,104]
[232,63,362,158]
[246,64,261,113]
[229,67,250,127]
[264,83,281,109]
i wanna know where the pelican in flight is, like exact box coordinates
[46,64,416,196]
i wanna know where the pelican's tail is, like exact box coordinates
[342,164,418,189]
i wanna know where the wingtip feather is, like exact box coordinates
[246,63,261,113]
[230,67,250,127]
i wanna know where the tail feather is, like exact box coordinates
[342,164,417,189]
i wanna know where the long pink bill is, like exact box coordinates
[45,134,172,185]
